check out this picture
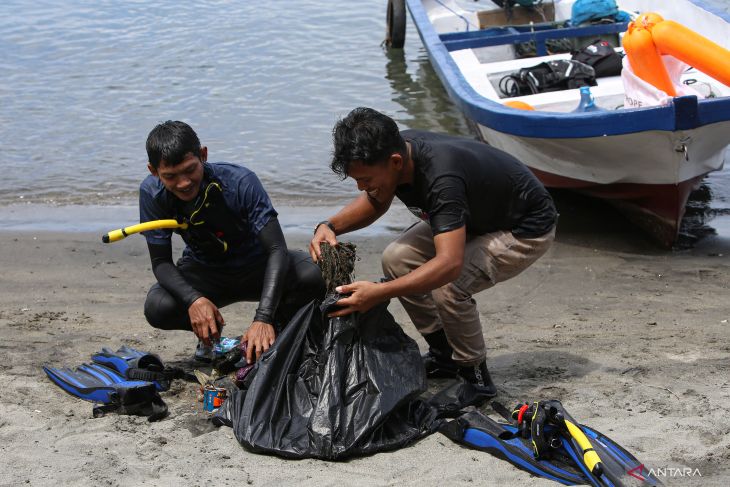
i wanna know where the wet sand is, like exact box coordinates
[1,199,729,486]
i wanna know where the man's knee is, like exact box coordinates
[144,286,184,330]
[431,282,475,308]
[381,241,412,279]
[299,260,326,300]
[287,251,326,302]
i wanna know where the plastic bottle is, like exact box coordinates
[573,86,605,112]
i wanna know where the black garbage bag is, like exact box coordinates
[215,294,444,460]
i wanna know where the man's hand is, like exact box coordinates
[329,281,387,317]
[309,223,338,263]
[243,321,276,363]
[188,297,224,346]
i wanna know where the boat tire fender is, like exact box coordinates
[386,0,406,48]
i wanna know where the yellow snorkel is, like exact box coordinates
[102,219,188,243]
[103,181,227,252]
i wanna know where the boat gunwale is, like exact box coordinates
[406,0,730,139]
[440,21,629,55]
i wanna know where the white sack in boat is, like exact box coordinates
[622,55,702,108]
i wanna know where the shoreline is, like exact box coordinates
[2,180,729,250]
[1,225,729,485]
[0,202,417,237]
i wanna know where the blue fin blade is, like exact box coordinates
[580,426,662,486]
[116,345,149,359]
[463,428,583,485]
[560,436,605,487]
[43,366,118,404]
[43,364,152,405]
[90,354,131,377]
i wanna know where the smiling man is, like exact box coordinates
[140,121,324,363]
[309,107,557,397]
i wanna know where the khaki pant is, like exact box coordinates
[381,221,555,366]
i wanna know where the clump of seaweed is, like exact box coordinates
[318,242,357,294]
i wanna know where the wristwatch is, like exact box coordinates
[314,220,336,234]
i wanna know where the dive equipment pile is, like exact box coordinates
[440,400,661,486]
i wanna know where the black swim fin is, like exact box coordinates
[91,345,180,391]
[43,362,168,421]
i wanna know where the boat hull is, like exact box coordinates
[473,121,728,245]
[533,168,702,247]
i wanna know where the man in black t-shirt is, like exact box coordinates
[309,108,557,397]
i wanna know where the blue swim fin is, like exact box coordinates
[440,409,662,486]
[510,400,662,487]
[91,345,176,391]
[440,411,586,485]
[43,362,168,421]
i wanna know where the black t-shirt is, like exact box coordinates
[396,130,557,238]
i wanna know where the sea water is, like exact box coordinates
[0,0,728,242]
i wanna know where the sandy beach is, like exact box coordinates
[1,208,729,486]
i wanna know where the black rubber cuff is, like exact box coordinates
[253,309,274,325]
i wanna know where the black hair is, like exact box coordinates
[146,120,202,169]
[330,107,406,179]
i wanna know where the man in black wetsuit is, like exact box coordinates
[309,108,557,397]
[140,121,324,362]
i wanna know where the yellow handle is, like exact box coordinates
[102,219,188,243]
[564,419,603,476]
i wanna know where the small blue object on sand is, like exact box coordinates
[196,336,241,362]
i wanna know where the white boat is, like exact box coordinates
[386,0,730,246]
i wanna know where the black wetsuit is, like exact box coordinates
[139,163,324,331]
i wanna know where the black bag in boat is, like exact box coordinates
[571,39,623,77]
[499,59,597,97]
[214,295,443,460]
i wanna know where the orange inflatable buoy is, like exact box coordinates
[623,25,676,96]
[632,12,664,31]
[652,20,730,87]
[623,12,730,95]
[504,100,535,110]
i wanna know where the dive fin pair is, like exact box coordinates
[440,403,661,486]
[43,346,177,421]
